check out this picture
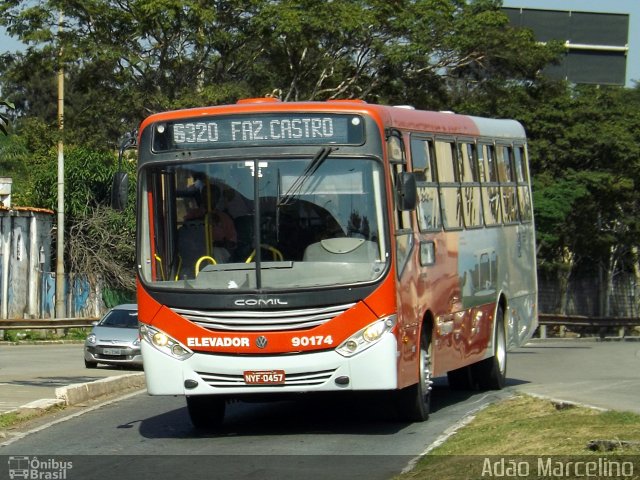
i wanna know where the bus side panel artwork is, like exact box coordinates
[394,232,458,386]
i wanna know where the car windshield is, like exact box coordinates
[138,156,388,291]
[99,309,138,328]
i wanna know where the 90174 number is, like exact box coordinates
[291,335,333,347]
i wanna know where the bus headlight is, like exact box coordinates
[336,315,397,357]
[140,324,193,360]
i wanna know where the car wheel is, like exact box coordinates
[84,359,98,369]
[395,325,433,422]
[186,395,226,430]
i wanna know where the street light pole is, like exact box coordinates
[55,11,65,319]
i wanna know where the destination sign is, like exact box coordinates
[152,114,365,151]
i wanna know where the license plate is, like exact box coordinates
[243,370,285,385]
[102,348,124,356]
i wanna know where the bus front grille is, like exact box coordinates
[171,303,355,332]
[195,368,336,388]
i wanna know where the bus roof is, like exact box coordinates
[139,99,526,141]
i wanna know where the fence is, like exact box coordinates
[537,313,640,339]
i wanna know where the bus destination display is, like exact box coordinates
[153,114,364,151]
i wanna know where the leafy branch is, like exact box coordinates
[0,100,15,135]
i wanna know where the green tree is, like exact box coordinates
[29,144,137,291]
[0,0,558,147]
[523,85,640,314]
[0,99,15,135]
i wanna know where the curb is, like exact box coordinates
[55,373,146,406]
[5,373,145,418]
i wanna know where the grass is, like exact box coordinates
[0,403,66,434]
[2,328,89,342]
[398,394,640,479]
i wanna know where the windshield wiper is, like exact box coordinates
[277,146,338,206]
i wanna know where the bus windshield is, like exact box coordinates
[138,155,388,291]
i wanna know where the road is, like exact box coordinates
[508,339,640,413]
[0,339,638,480]
[0,343,139,413]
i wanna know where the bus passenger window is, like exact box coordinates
[514,146,533,222]
[412,138,441,232]
[458,142,482,228]
[436,140,463,230]
[410,137,435,182]
[388,135,411,231]
[478,144,501,226]
[497,146,519,224]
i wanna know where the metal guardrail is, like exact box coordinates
[0,318,97,330]
[537,313,640,339]
[538,313,640,328]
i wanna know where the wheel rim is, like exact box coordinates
[419,337,433,398]
[495,320,506,375]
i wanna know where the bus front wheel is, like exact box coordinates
[395,326,433,422]
[186,395,226,430]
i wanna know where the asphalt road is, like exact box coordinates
[0,339,639,480]
[0,343,140,413]
[508,338,640,413]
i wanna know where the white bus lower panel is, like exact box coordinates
[142,333,399,396]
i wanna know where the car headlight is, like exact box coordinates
[133,336,141,347]
[139,324,192,360]
[86,333,96,345]
[336,315,397,357]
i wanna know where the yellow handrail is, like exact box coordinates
[195,255,217,276]
[245,245,284,263]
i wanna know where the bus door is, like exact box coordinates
[387,131,420,384]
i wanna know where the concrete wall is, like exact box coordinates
[0,207,104,319]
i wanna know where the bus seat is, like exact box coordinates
[233,214,254,261]
[303,238,378,262]
[177,220,206,278]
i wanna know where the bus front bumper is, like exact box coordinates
[141,334,399,396]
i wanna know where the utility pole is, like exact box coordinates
[55,11,65,319]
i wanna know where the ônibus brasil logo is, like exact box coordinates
[8,456,73,480]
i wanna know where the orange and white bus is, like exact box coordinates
[128,98,537,428]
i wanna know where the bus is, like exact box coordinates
[120,98,538,429]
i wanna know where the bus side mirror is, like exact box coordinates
[111,171,129,210]
[111,131,137,211]
[396,172,417,211]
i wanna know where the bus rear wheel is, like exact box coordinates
[186,395,226,430]
[472,306,507,390]
[395,326,432,422]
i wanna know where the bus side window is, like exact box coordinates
[435,140,463,230]
[458,141,482,228]
[388,135,412,229]
[478,144,502,226]
[388,132,413,277]
[410,137,441,232]
[514,145,533,222]
[497,145,519,224]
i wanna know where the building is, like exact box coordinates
[501,0,639,87]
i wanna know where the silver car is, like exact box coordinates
[84,304,142,368]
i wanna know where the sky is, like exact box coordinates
[1,1,639,86]
[0,29,24,53]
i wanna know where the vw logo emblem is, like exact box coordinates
[256,336,268,349]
